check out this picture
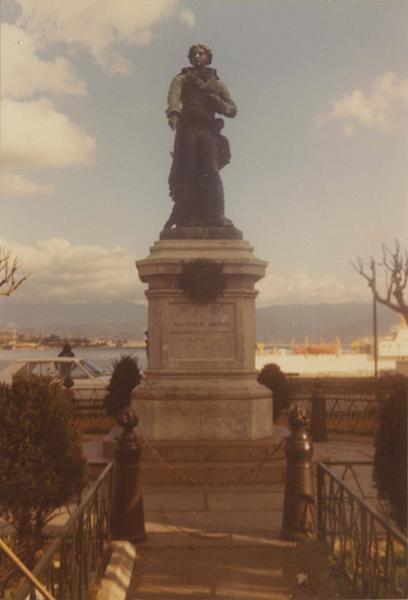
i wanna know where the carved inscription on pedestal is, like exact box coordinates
[168,302,236,361]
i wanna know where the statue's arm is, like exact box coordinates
[204,80,237,118]
[218,82,237,118]
[166,74,184,117]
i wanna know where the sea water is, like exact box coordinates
[0,347,147,374]
[0,347,396,377]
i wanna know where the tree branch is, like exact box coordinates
[0,249,29,297]
[353,241,408,325]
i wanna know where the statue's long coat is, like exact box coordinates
[166,66,237,227]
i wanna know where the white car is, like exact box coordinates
[0,358,111,415]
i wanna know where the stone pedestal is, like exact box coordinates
[132,237,273,442]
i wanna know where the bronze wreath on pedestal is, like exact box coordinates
[179,259,224,303]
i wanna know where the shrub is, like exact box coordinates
[104,353,141,417]
[0,375,88,562]
[373,376,407,532]
[257,362,291,419]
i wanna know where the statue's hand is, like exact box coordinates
[208,93,224,111]
[184,72,203,86]
[184,72,196,82]
[193,77,205,88]
[168,113,179,131]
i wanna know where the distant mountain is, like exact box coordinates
[0,298,399,342]
[0,299,147,339]
[256,303,398,343]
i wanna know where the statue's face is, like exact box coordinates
[190,46,210,68]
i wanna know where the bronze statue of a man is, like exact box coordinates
[164,44,237,229]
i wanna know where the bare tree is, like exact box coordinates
[0,248,28,297]
[352,240,408,325]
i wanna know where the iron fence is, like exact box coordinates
[288,377,397,435]
[1,462,114,600]
[317,460,408,599]
[70,387,107,417]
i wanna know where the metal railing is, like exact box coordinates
[1,462,114,600]
[71,387,107,417]
[288,377,397,435]
[317,460,408,599]
[0,537,55,600]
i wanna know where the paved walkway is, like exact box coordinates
[127,539,313,600]
[126,482,312,600]
[107,433,376,600]
[312,433,379,511]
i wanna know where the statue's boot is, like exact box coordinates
[164,213,176,229]
[217,215,234,227]
[208,180,234,228]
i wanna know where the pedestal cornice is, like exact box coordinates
[136,238,267,284]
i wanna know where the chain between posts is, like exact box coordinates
[138,436,286,487]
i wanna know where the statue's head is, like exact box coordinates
[188,43,213,66]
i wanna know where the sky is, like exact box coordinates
[1,0,407,310]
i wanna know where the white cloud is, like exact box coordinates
[1,23,86,99]
[0,237,143,301]
[257,267,366,307]
[1,98,96,169]
[0,174,53,196]
[1,0,190,190]
[0,237,367,306]
[317,72,408,135]
[179,8,196,29]
[12,0,181,73]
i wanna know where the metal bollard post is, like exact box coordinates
[112,407,146,543]
[310,379,328,442]
[281,406,317,541]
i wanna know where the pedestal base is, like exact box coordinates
[133,374,272,441]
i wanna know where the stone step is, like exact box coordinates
[102,426,288,484]
[143,509,283,535]
[141,438,286,464]
[103,425,288,463]
[141,459,286,485]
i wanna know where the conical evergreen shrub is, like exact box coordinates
[257,362,291,419]
[104,353,141,417]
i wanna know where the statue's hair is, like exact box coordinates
[188,44,213,65]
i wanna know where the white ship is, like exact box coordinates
[379,318,408,376]
[255,321,408,377]
[379,318,408,359]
